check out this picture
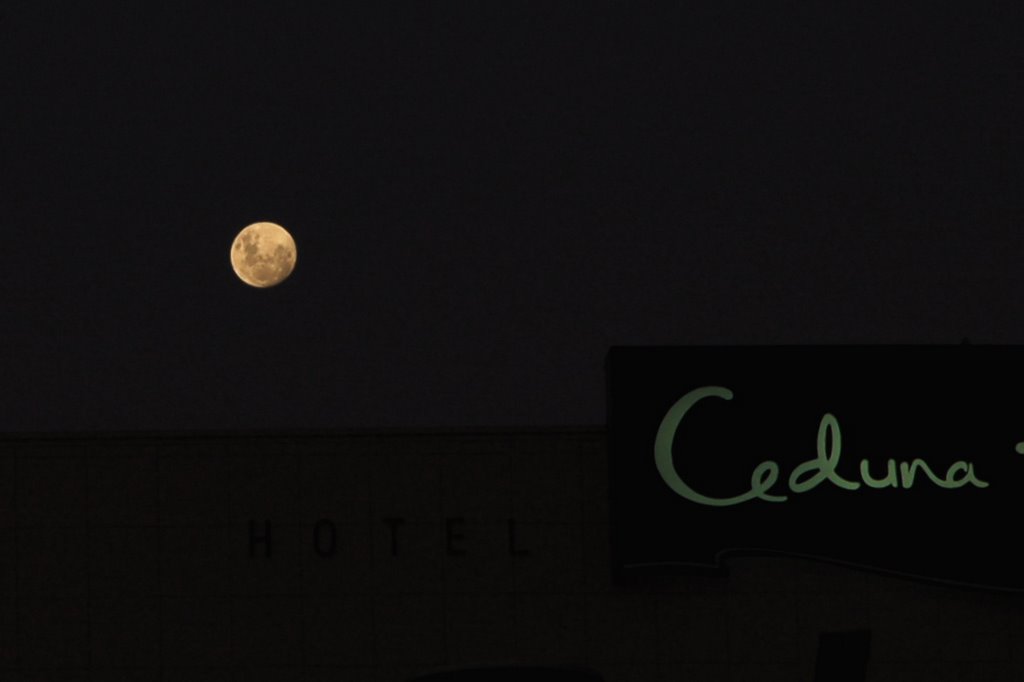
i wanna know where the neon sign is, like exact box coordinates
[608,346,1024,590]
[654,386,989,507]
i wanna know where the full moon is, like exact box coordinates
[230,222,297,288]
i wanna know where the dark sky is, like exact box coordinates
[4,4,1024,432]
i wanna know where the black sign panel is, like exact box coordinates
[608,346,1024,590]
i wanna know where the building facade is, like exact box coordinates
[0,429,1021,681]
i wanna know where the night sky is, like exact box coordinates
[5,5,1024,432]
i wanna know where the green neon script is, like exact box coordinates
[654,386,989,507]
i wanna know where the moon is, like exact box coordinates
[230,222,297,288]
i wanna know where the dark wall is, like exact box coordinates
[1,430,1022,681]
